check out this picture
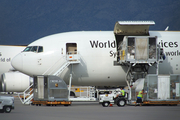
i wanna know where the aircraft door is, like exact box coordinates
[66,43,77,55]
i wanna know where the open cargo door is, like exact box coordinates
[114,21,155,36]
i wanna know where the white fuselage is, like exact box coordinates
[0,45,25,74]
[0,45,29,92]
[11,31,180,86]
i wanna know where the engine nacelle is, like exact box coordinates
[0,72,32,92]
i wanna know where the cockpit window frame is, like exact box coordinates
[23,46,43,53]
[23,46,32,52]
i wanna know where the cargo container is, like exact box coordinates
[131,74,180,105]
[32,75,70,106]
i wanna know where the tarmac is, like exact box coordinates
[0,95,180,120]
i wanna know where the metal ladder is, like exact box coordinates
[53,61,71,76]
[53,60,80,76]
[18,84,34,104]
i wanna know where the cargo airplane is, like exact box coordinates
[0,45,33,92]
[1,21,180,92]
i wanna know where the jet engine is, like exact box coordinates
[0,72,32,92]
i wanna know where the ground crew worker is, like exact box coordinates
[120,88,125,97]
[135,89,146,106]
[116,87,125,98]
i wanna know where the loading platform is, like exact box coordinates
[114,21,166,102]
[143,101,179,105]
[32,100,71,106]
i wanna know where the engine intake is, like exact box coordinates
[0,72,32,92]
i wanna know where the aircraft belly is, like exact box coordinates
[61,74,127,86]
[59,63,127,86]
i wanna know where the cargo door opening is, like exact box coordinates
[66,43,77,55]
[66,43,79,61]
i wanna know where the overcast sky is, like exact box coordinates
[0,0,180,45]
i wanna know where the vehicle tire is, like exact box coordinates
[0,109,4,113]
[4,106,11,113]
[117,99,126,107]
[102,102,110,107]
[70,91,75,97]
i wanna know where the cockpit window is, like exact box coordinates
[23,46,32,52]
[31,46,38,52]
[38,46,43,52]
[23,46,43,53]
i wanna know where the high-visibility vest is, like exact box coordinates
[121,89,125,96]
[137,91,143,98]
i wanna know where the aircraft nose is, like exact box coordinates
[11,53,23,71]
